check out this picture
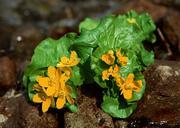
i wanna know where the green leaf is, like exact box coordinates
[127,73,146,102]
[79,18,100,32]
[101,95,137,118]
[141,48,154,66]
[70,66,84,86]
[86,11,155,92]
[66,102,78,112]
[27,82,36,101]
[23,33,85,103]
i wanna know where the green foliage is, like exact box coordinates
[101,95,137,118]
[23,10,156,118]
[76,10,155,118]
[23,33,84,110]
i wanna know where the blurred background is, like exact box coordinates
[0,0,179,127]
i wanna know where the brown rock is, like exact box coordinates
[64,86,114,128]
[0,90,59,128]
[0,26,15,52]
[115,0,168,22]
[161,9,180,56]
[131,60,180,126]
[114,120,128,128]
[48,25,76,40]
[11,24,44,60]
[0,57,16,90]
[150,0,180,9]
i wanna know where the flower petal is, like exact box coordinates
[65,85,72,94]
[102,70,109,80]
[61,67,72,77]
[137,80,142,87]
[126,73,134,83]
[133,80,142,93]
[37,76,49,87]
[70,51,80,66]
[56,95,66,109]
[113,64,120,73]
[42,98,51,112]
[33,84,42,91]
[48,66,56,79]
[66,95,74,105]
[123,89,132,100]
[115,75,123,87]
[44,86,56,96]
[116,50,128,66]
[101,50,115,65]
[33,93,43,103]
[57,56,69,67]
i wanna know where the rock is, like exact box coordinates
[11,24,44,60]
[0,57,17,90]
[0,10,22,26]
[114,120,128,128]
[64,86,114,128]
[115,0,168,22]
[48,25,76,40]
[0,90,59,128]
[150,0,180,9]
[0,26,15,53]
[131,60,180,126]
[161,9,180,58]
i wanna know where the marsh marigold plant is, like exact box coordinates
[32,51,81,112]
[23,10,156,118]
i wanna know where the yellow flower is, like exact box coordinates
[114,75,123,87]
[57,51,80,68]
[119,73,142,100]
[116,49,128,66]
[36,66,59,96]
[56,83,74,109]
[33,66,75,112]
[127,18,140,28]
[102,64,120,80]
[49,67,74,109]
[127,18,136,24]
[101,50,115,65]
[33,92,54,113]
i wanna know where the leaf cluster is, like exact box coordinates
[23,11,156,117]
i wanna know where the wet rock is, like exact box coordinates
[0,56,17,90]
[48,25,76,40]
[0,0,23,9]
[0,10,22,26]
[64,86,114,128]
[161,9,180,58]
[131,60,180,126]
[11,24,44,60]
[114,120,128,128]
[0,26,15,53]
[0,90,59,128]
[150,0,180,9]
[115,0,168,21]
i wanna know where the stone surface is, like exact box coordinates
[115,0,168,22]
[0,90,59,128]
[0,26,15,53]
[0,57,17,90]
[131,60,180,126]
[64,86,114,128]
[114,120,128,128]
[11,24,44,60]
[161,9,180,58]
[48,25,76,40]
